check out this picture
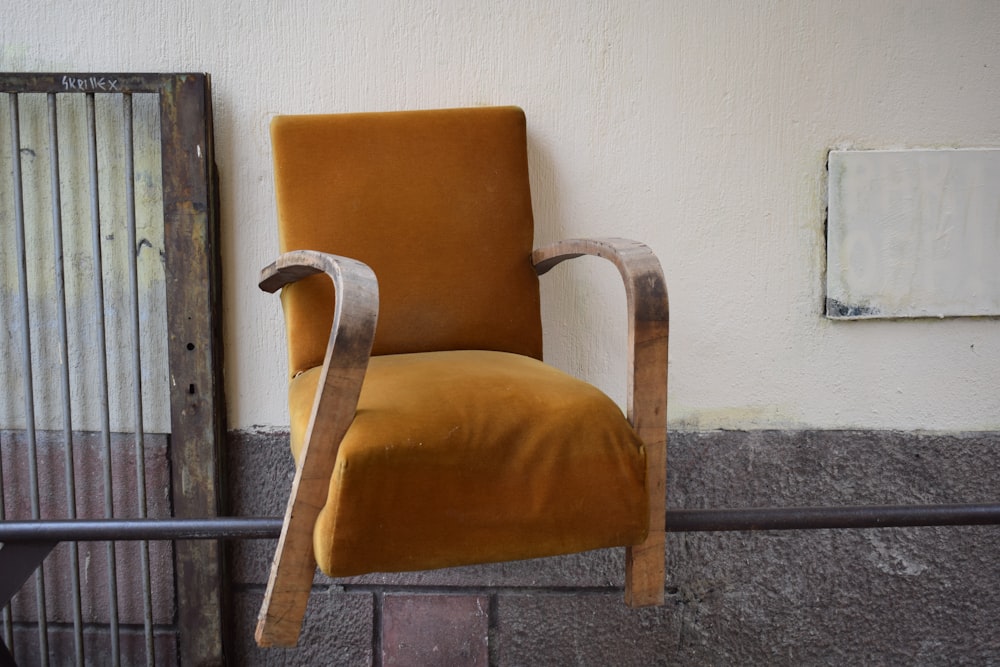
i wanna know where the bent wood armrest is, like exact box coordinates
[533,238,668,607]
[255,250,379,647]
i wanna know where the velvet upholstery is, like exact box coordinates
[271,107,543,376]
[289,351,648,576]
[271,107,651,578]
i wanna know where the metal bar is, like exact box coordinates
[121,92,156,667]
[9,91,49,667]
[0,101,13,664]
[666,503,1000,532]
[0,518,284,542]
[85,92,120,667]
[47,91,85,666]
[2,504,1000,541]
[0,436,13,658]
[0,518,281,639]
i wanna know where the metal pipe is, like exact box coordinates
[0,518,285,541]
[666,503,1000,532]
[121,92,156,667]
[1,97,14,667]
[47,91,85,666]
[0,435,14,658]
[86,92,120,667]
[9,90,50,667]
[3,503,1000,542]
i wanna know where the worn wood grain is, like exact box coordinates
[255,250,378,647]
[533,237,669,607]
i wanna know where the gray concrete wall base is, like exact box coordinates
[228,429,1000,665]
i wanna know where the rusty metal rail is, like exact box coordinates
[666,503,1000,532]
[0,519,282,611]
[1,503,998,663]
[0,518,283,543]
[1,502,998,611]
[2,503,1000,548]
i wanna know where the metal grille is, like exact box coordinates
[0,73,224,666]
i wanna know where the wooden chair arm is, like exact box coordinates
[255,250,379,647]
[532,237,668,606]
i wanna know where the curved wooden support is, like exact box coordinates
[533,238,669,607]
[255,250,379,647]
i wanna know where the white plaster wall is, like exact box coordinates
[3,1,1000,432]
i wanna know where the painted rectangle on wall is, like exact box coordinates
[826,148,1000,319]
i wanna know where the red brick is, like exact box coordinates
[382,594,489,666]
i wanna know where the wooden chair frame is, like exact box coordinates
[255,238,668,648]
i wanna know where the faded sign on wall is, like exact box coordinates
[827,148,1000,319]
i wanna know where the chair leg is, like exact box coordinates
[254,470,322,647]
[626,370,667,607]
[255,521,316,647]
[625,530,665,607]
[626,424,666,607]
[533,237,670,608]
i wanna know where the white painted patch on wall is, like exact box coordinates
[827,149,1000,319]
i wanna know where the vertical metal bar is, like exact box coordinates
[0,95,14,665]
[85,92,121,667]
[122,93,156,666]
[9,91,50,667]
[47,91,86,666]
[0,437,13,658]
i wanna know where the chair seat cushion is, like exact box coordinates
[289,350,648,577]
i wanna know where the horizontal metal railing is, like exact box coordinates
[1,502,996,653]
[0,518,283,542]
[666,503,1000,532]
[3,502,999,547]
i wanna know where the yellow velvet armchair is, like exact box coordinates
[255,106,668,647]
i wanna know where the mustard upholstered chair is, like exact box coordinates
[255,106,668,647]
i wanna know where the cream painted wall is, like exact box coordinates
[3,1,1000,432]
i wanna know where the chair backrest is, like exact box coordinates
[270,106,543,376]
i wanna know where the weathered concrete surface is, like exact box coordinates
[228,588,374,666]
[228,429,1000,664]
